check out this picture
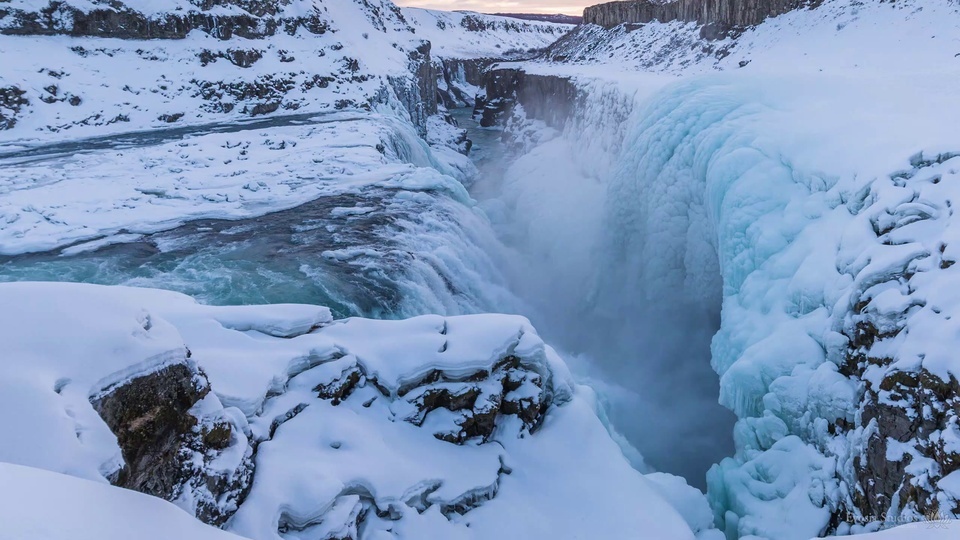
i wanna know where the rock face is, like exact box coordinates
[91,361,253,527]
[436,58,490,109]
[0,0,330,39]
[835,152,960,527]
[389,41,439,138]
[582,0,819,30]
[476,67,578,128]
[320,353,550,444]
[85,318,555,534]
[0,86,28,130]
[0,0,441,140]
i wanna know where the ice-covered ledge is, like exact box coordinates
[0,281,699,539]
[478,3,960,534]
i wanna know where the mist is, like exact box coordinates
[461,110,736,488]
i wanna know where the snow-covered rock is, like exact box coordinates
[0,281,695,539]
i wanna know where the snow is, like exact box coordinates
[0,281,695,539]
[482,0,960,537]
[399,8,570,58]
[827,522,959,539]
[0,111,468,255]
[5,0,960,538]
[0,462,247,540]
[546,0,960,76]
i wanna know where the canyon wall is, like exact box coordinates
[582,0,819,29]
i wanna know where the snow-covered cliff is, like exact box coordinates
[478,0,960,538]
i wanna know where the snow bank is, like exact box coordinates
[545,0,960,76]
[0,462,247,540]
[0,281,695,539]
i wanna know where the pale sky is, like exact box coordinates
[394,0,590,16]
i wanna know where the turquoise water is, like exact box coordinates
[0,190,407,318]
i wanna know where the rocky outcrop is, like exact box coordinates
[0,1,330,39]
[582,0,820,31]
[436,58,491,109]
[831,152,960,529]
[315,353,550,444]
[389,41,439,138]
[0,86,28,130]
[476,67,578,128]
[91,360,252,527]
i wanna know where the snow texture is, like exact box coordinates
[0,462,248,540]
[0,281,695,539]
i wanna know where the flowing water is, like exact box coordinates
[451,107,736,488]
[1,108,733,488]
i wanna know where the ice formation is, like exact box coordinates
[481,1,960,538]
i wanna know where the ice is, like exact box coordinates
[5,0,960,537]
[481,0,960,535]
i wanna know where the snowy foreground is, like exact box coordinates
[0,281,698,539]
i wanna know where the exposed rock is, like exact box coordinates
[198,48,264,68]
[477,68,578,128]
[158,112,185,123]
[582,0,822,31]
[0,1,330,39]
[403,355,547,444]
[91,361,253,527]
[315,354,550,445]
[436,57,491,109]
[830,154,960,529]
[0,86,28,130]
[388,40,438,138]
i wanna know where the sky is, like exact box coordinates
[393,0,590,16]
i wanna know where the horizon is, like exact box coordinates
[392,0,590,16]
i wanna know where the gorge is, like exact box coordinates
[1,1,959,540]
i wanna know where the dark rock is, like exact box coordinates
[315,365,363,405]
[477,68,578,129]
[90,360,253,527]
[158,112,185,123]
[404,355,547,444]
[436,57,492,109]
[582,0,823,30]
[388,40,438,138]
[0,86,29,130]
[0,1,331,39]
[202,421,234,451]
[313,354,550,446]
[248,101,281,116]
[91,363,209,503]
